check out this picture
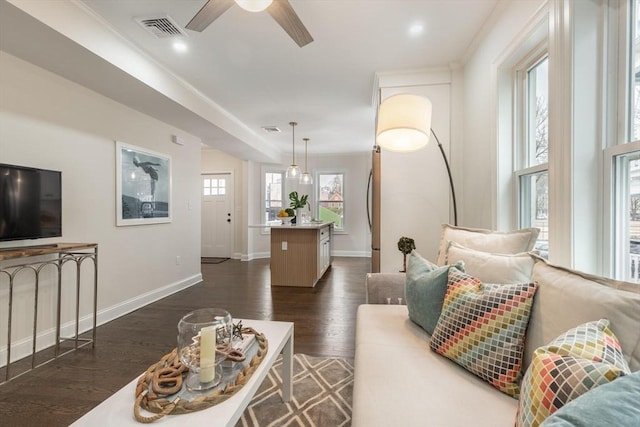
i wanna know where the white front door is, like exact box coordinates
[201,173,233,258]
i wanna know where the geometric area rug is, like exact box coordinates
[235,354,354,427]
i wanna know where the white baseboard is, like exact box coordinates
[333,250,371,258]
[241,251,370,260]
[0,273,202,367]
[96,273,202,326]
[241,251,270,261]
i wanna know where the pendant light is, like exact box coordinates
[300,137,313,185]
[285,121,300,179]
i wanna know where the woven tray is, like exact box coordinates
[133,327,268,423]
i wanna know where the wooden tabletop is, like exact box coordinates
[0,243,97,261]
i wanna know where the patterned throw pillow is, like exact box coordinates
[516,319,631,427]
[430,269,537,397]
[405,251,465,335]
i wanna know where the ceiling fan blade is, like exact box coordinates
[267,0,313,47]
[186,0,235,32]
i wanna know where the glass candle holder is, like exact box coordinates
[177,308,232,391]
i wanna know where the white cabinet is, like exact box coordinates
[318,225,332,278]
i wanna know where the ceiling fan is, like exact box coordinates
[186,0,314,47]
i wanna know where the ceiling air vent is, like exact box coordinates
[262,126,281,133]
[136,15,187,39]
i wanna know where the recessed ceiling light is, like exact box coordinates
[172,41,188,52]
[409,24,424,37]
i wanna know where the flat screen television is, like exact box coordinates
[0,163,62,242]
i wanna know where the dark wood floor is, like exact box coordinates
[0,257,369,426]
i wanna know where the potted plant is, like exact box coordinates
[288,191,309,224]
[397,236,416,272]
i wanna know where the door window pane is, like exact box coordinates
[203,178,211,196]
[204,177,226,197]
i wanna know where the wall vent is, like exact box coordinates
[262,126,281,133]
[135,15,187,39]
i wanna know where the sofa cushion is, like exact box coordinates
[353,304,519,427]
[516,319,630,427]
[430,268,537,397]
[444,241,535,284]
[436,224,539,266]
[525,257,640,372]
[365,272,406,304]
[540,370,640,427]
[405,251,464,334]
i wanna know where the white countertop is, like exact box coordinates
[248,221,333,229]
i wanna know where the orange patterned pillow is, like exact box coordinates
[515,319,631,427]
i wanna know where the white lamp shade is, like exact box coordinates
[376,93,432,152]
[235,0,273,12]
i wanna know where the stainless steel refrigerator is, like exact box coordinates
[367,146,381,272]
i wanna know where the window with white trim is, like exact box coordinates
[264,171,284,222]
[515,54,549,257]
[317,172,344,230]
[630,0,640,141]
[610,0,640,282]
[611,146,640,282]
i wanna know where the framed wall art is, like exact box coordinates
[116,141,172,226]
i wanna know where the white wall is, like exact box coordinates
[462,0,547,229]
[0,52,202,364]
[247,152,371,260]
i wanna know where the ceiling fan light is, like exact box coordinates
[235,0,273,12]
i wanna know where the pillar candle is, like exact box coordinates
[199,325,217,383]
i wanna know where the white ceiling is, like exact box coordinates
[0,0,498,160]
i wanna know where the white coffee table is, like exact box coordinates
[71,319,294,427]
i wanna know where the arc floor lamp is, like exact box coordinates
[375,93,458,226]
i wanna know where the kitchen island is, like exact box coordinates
[250,222,333,287]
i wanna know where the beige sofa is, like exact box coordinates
[352,229,640,427]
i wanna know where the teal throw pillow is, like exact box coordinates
[405,251,464,335]
[540,370,640,427]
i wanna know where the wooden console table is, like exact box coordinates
[0,243,98,384]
